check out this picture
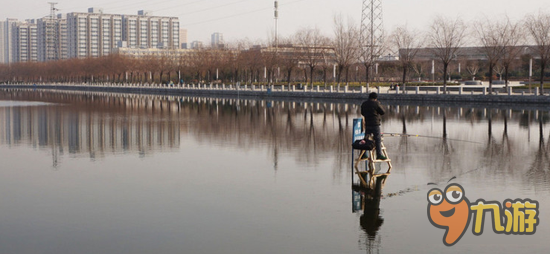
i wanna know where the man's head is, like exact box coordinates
[369,92,378,100]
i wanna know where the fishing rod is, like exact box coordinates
[381,132,482,144]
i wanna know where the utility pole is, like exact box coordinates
[360,0,383,85]
[274,1,279,49]
[274,1,279,84]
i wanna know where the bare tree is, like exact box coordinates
[500,17,524,89]
[494,63,505,81]
[411,61,429,81]
[525,12,550,95]
[332,15,359,85]
[466,60,480,80]
[428,16,467,93]
[276,36,299,85]
[319,49,335,87]
[295,27,331,86]
[225,40,251,83]
[390,25,424,92]
[475,18,507,93]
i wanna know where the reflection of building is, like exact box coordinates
[1,89,548,180]
[0,101,180,158]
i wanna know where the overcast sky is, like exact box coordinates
[2,0,550,44]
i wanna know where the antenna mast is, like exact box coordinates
[49,2,58,19]
[274,1,279,49]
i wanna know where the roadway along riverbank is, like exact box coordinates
[1,83,549,106]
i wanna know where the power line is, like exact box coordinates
[109,0,211,13]
[181,0,308,27]
[55,0,210,15]
[167,0,251,16]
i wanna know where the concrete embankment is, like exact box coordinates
[1,83,549,109]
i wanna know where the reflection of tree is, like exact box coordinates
[398,114,409,154]
[439,108,453,175]
[525,117,550,189]
[334,106,348,178]
[483,110,500,170]
[266,104,279,171]
[500,110,514,174]
[2,89,549,187]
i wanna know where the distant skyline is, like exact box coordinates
[2,0,550,45]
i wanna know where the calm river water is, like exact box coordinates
[0,89,548,254]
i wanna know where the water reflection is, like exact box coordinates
[0,89,549,178]
[0,92,181,167]
[0,89,550,253]
[353,175,389,253]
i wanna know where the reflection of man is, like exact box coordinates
[361,92,386,160]
[360,202,384,241]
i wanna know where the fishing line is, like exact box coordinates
[382,132,482,144]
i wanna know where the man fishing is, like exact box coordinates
[361,92,387,160]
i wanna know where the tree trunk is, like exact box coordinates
[488,62,494,94]
[309,66,315,86]
[364,63,370,85]
[287,68,292,85]
[504,65,509,90]
[323,68,327,87]
[402,63,408,93]
[443,63,448,94]
[540,60,546,95]
[336,65,344,84]
[345,67,350,85]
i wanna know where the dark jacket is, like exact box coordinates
[361,99,385,126]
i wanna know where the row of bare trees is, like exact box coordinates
[406,13,550,94]
[1,12,550,93]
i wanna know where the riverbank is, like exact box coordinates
[1,82,549,106]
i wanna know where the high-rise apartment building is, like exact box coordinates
[1,19,18,64]
[211,32,223,48]
[123,10,179,49]
[190,41,203,49]
[67,8,123,58]
[180,29,188,49]
[2,7,181,63]
[0,21,5,63]
[57,14,68,60]
[37,18,56,61]
[37,15,67,62]
[13,20,38,62]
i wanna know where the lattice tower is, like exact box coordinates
[46,2,58,61]
[360,0,383,63]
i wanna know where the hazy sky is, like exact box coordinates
[2,0,550,44]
